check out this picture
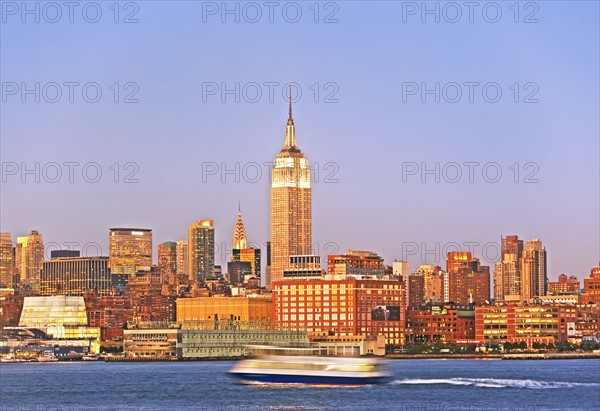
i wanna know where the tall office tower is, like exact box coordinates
[230,207,261,282]
[158,242,177,279]
[0,232,13,287]
[15,236,28,283]
[188,220,215,282]
[108,228,153,286]
[269,99,312,289]
[494,235,523,302]
[521,238,547,300]
[25,230,44,287]
[501,235,523,260]
[176,240,189,276]
[40,257,111,296]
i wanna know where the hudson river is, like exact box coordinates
[1,359,599,411]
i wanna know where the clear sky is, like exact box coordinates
[1,1,598,282]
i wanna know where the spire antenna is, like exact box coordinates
[288,85,293,121]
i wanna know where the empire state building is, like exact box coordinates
[268,99,312,288]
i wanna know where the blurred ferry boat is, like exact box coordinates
[229,345,390,385]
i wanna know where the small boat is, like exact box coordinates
[82,354,99,361]
[229,346,390,385]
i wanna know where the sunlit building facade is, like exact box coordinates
[581,263,600,304]
[108,228,152,286]
[327,251,385,278]
[406,304,476,344]
[475,304,576,346]
[177,295,272,324]
[176,240,189,276]
[0,232,13,288]
[272,278,405,346]
[158,241,177,279]
[269,100,312,289]
[521,239,547,300]
[40,257,111,296]
[547,274,580,295]
[24,230,44,288]
[188,220,215,282]
[231,207,261,282]
[18,295,100,341]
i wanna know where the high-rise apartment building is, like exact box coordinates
[158,241,177,279]
[494,235,547,302]
[176,240,189,276]
[188,220,215,282]
[0,233,13,287]
[494,235,523,301]
[25,230,44,287]
[521,239,547,300]
[269,100,312,288]
[108,228,152,286]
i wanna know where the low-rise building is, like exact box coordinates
[176,295,272,324]
[475,304,577,347]
[272,277,405,346]
[406,304,475,344]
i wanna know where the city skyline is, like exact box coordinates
[1,2,598,282]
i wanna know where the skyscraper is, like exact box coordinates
[108,228,153,286]
[25,230,44,288]
[15,236,28,284]
[158,241,177,279]
[230,206,261,283]
[176,240,189,276]
[232,206,247,250]
[494,235,524,301]
[494,235,546,302]
[0,232,13,288]
[188,220,215,282]
[269,99,312,288]
[521,238,547,300]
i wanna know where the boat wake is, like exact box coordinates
[391,378,600,389]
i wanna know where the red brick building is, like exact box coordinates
[547,274,580,295]
[0,294,24,327]
[475,304,578,346]
[581,264,600,304]
[85,294,134,344]
[406,304,475,344]
[272,278,405,345]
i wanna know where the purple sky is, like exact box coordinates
[1,1,598,282]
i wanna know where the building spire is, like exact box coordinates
[232,206,247,250]
[284,86,297,149]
